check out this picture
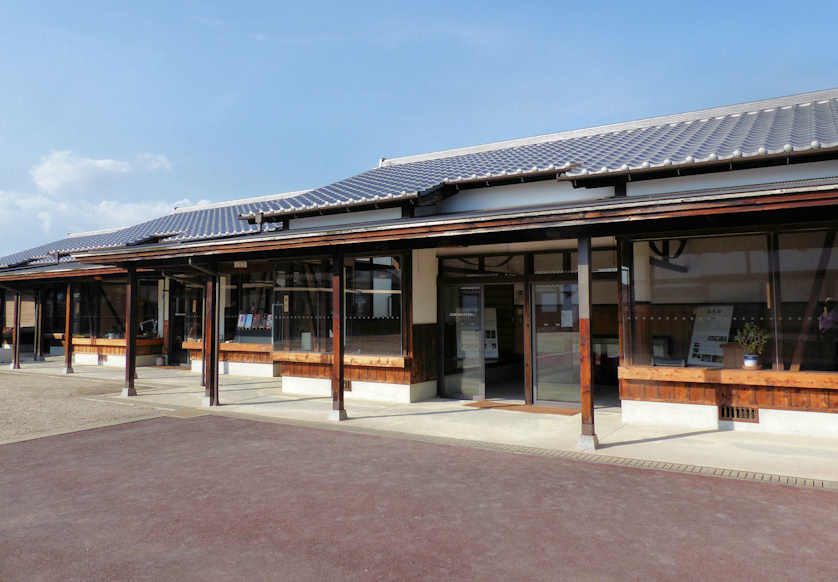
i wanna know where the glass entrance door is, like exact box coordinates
[533,282,580,403]
[442,285,484,399]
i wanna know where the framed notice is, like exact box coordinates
[688,305,733,367]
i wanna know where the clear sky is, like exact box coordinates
[1,1,837,255]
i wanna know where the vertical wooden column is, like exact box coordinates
[766,233,784,370]
[577,236,598,450]
[33,289,44,361]
[10,289,22,370]
[201,284,207,388]
[122,267,138,397]
[330,252,347,421]
[617,239,634,366]
[523,254,534,405]
[64,282,74,374]
[203,275,220,406]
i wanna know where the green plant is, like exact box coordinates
[734,322,769,356]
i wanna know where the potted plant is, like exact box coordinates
[734,322,769,369]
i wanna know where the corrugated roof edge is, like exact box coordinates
[379,87,838,168]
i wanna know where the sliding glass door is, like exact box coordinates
[533,282,580,403]
[442,285,484,399]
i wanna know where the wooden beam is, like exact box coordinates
[122,267,138,397]
[201,283,207,388]
[11,289,21,370]
[523,254,534,405]
[330,252,347,420]
[64,283,74,374]
[577,236,598,450]
[791,230,835,371]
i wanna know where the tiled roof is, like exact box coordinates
[0,191,309,270]
[244,88,838,219]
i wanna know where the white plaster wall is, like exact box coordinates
[0,348,10,364]
[439,180,613,214]
[289,207,402,230]
[627,159,838,197]
[413,249,437,324]
[191,358,202,374]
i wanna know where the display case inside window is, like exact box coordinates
[227,272,273,344]
[272,259,332,352]
[629,235,769,367]
[345,255,402,355]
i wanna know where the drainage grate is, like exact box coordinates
[719,405,759,423]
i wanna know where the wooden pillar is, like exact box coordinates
[330,252,347,421]
[767,233,784,370]
[203,275,220,406]
[122,267,138,397]
[577,236,598,450]
[201,284,207,388]
[64,282,74,374]
[523,254,534,404]
[617,239,634,365]
[10,289,21,370]
[33,289,44,361]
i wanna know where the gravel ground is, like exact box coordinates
[0,370,165,444]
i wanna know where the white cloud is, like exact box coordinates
[30,150,172,194]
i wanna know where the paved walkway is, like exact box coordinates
[1,414,837,581]
[7,357,838,485]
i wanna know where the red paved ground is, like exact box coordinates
[1,416,837,581]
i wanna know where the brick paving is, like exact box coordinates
[1,415,837,581]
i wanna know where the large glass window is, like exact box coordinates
[225,271,273,344]
[345,255,402,355]
[273,259,333,352]
[777,230,838,371]
[71,279,159,339]
[629,235,769,367]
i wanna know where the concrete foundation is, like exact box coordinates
[622,399,838,439]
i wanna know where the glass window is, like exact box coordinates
[629,235,769,367]
[534,249,615,275]
[273,259,333,352]
[137,281,159,338]
[441,255,524,278]
[184,286,203,342]
[777,230,838,371]
[225,271,273,344]
[345,255,402,355]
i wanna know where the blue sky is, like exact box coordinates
[1,1,837,255]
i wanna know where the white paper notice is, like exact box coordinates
[561,309,574,328]
[688,305,733,367]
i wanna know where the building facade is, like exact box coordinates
[3,88,838,446]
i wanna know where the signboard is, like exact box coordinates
[688,305,733,367]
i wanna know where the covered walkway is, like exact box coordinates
[7,359,838,484]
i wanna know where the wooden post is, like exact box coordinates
[330,252,347,421]
[122,267,138,397]
[201,283,207,388]
[203,275,220,406]
[33,289,44,361]
[64,282,74,374]
[10,289,21,370]
[577,236,598,450]
[523,254,534,405]
[766,233,784,370]
[617,239,634,366]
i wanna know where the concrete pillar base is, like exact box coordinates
[201,396,220,407]
[576,434,599,451]
[9,363,19,370]
[63,368,74,375]
[121,386,137,397]
[328,409,348,421]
